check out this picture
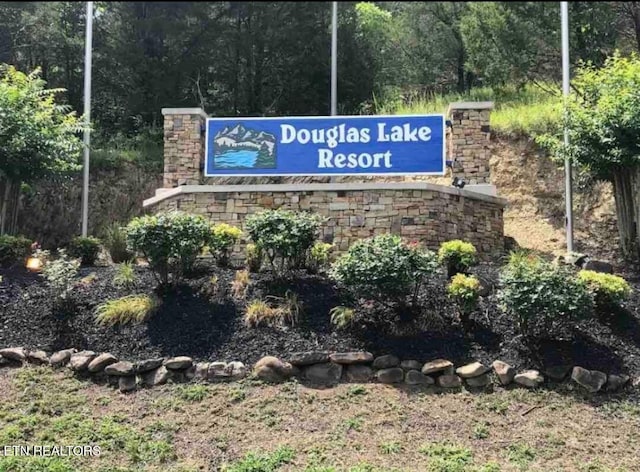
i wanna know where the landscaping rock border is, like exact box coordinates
[0,347,632,395]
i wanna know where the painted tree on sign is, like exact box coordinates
[538,53,640,260]
[0,65,85,234]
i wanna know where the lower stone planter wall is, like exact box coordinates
[0,347,630,395]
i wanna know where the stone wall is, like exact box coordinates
[447,102,492,185]
[162,108,207,188]
[146,182,506,258]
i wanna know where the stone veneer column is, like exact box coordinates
[161,108,208,188]
[447,102,493,185]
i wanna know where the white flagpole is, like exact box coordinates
[331,1,338,116]
[81,1,93,237]
[561,1,573,253]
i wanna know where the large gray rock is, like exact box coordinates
[207,362,230,381]
[135,358,164,373]
[582,260,614,274]
[105,361,135,376]
[69,352,97,371]
[606,374,630,392]
[140,366,171,387]
[373,355,400,369]
[50,349,75,367]
[329,352,373,364]
[253,356,295,383]
[400,360,423,371]
[227,361,247,379]
[344,364,373,382]
[571,367,607,393]
[0,347,27,362]
[187,362,209,381]
[164,356,193,370]
[514,370,544,388]
[27,350,49,365]
[88,353,118,373]
[405,370,434,385]
[437,374,462,388]
[119,375,136,393]
[376,367,404,384]
[456,362,490,378]
[422,359,454,376]
[544,365,573,382]
[304,362,343,385]
[492,360,516,385]
[289,351,330,366]
[466,374,491,388]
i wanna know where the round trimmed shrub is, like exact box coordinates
[208,223,242,267]
[0,234,32,268]
[577,270,631,310]
[68,236,101,266]
[438,240,477,278]
[447,273,480,323]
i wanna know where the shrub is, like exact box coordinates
[95,294,159,326]
[498,253,592,340]
[447,274,480,324]
[330,306,355,329]
[245,209,324,274]
[438,240,477,278]
[103,223,134,263]
[231,269,250,300]
[125,212,210,285]
[330,234,438,306]
[41,249,80,305]
[68,236,102,266]
[113,261,136,289]
[0,235,32,267]
[577,270,631,310]
[208,223,242,267]
[245,243,263,273]
[307,242,333,274]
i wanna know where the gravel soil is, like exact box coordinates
[2,261,640,376]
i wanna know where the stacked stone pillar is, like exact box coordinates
[161,108,208,188]
[446,102,493,185]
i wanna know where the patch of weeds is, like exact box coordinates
[221,445,295,471]
[214,434,230,452]
[347,385,368,397]
[544,432,565,448]
[418,441,473,472]
[379,441,402,455]
[175,384,210,402]
[258,408,281,428]
[151,396,185,413]
[0,455,77,472]
[580,461,628,472]
[600,400,640,418]
[475,395,509,415]
[507,443,536,470]
[95,396,112,407]
[474,463,501,472]
[342,415,364,432]
[472,422,490,440]
[13,367,86,416]
[228,386,247,403]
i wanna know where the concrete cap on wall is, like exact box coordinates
[161,107,209,119]
[447,101,494,113]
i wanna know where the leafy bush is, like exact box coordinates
[244,292,300,328]
[208,223,242,267]
[498,253,592,339]
[104,223,134,263]
[0,235,32,267]
[330,234,438,306]
[245,243,263,273]
[447,273,480,323]
[68,236,101,266]
[578,270,631,310]
[125,212,210,285]
[113,261,136,289]
[41,249,80,305]
[95,294,159,326]
[330,306,355,329]
[245,209,324,274]
[438,240,477,278]
[307,242,333,274]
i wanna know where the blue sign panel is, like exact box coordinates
[204,115,445,177]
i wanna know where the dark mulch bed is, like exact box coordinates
[2,260,640,377]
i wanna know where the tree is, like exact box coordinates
[538,53,640,260]
[0,65,83,234]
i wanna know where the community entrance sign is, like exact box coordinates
[204,115,445,177]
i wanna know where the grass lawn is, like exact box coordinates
[1,366,639,471]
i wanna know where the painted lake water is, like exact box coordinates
[214,149,258,168]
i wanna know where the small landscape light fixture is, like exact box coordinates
[25,241,43,272]
[451,177,466,189]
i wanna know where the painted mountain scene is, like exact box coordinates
[213,123,277,169]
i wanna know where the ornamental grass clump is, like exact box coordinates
[330,234,437,309]
[498,251,592,341]
[577,270,631,312]
[95,294,160,327]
